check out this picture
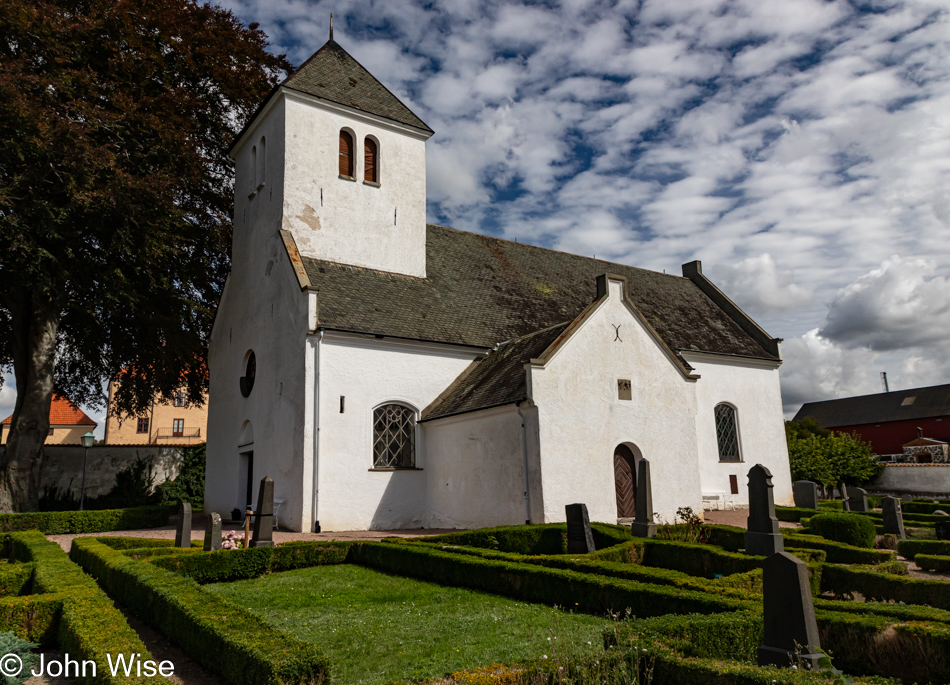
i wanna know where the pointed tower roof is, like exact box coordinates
[282,40,432,134]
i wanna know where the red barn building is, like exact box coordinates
[794,383,950,456]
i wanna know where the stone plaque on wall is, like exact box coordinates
[618,379,632,401]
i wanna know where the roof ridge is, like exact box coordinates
[425,223,686,281]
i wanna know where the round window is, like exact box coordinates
[240,351,256,397]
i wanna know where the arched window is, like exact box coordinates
[250,145,257,194]
[373,404,416,468]
[364,137,378,183]
[257,136,266,187]
[714,403,741,462]
[339,130,354,178]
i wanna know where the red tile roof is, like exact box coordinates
[1,394,96,426]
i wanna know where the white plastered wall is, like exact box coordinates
[206,98,312,531]
[281,92,429,277]
[528,278,703,525]
[312,333,483,531]
[422,405,540,529]
[682,352,793,507]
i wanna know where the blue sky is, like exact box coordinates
[3,0,950,434]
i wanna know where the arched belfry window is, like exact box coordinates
[373,404,415,468]
[339,130,354,178]
[714,403,741,462]
[364,137,378,184]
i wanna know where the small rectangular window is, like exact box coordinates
[618,379,632,401]
[48,427,54,437]
[137,418,149,434]
[729,475,739,495]
[172,419,184,437]
[173,392,186,407]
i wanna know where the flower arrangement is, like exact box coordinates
[221,530,244,550]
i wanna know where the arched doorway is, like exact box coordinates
[614,444,638,518]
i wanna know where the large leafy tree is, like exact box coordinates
[786,420,884,489]
[0,0,291,511]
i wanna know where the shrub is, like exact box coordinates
[0,506,172,534]
[70,537,330,685]
[916,554,950,574]
[155,442,206,507]
[422,522,631,555]
[897,539,950,561]
[781,532,895,564]
[0,563,33,597]
[805,513,877,548]
[0,630,39,681]
[820,563,950,609]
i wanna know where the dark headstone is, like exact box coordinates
[840,485,850,512]
[757,552,823,670]
[204,512,222,552]
[881,496,906,540]
[745,464,785,556]
[175,502,192,549]
[846,487,868,513]
[934,519,950,541]
[250,477,276,548]
[792,481,818,510]
[630,459,656,538]
[565,503,596,553]
[901,494,914,503]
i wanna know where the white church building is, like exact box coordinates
[205,37,794,533]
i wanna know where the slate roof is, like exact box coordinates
[282,40,432,133]
[794,383,950,427]
[302,224,778,363]
[1,394,96,426]
[422,323,571,421]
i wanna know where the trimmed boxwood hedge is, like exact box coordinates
[421,522,631,555]
[781,532,895,564]
[898,539,950,561]
[349,540,754,618]
[0,531,166,684]
[0,562,32,596]
[0,506,173,534]
[70,536,329,685]
[820,563,950,609]
[148,541,350,583]
[805,513,877,548]
[916,554,950,574]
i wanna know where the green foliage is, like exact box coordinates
[806,513,877,548]
[423,522,631,555]
[898,539,950,561]
[0,531,164,683]
[787,417,833,440]
[785,424,883,487]
[348,541,753,619]
[781,532,896,564]
[0,506,172,534]
[70,537,330,685]
[0,563,32,597]
[156,443,206,507]
[0,630,38,685]
[820,563,950,609]
[915,554,950,574]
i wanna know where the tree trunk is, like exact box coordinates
[0,289,60,513]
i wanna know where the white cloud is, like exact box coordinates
[709,254,814,316]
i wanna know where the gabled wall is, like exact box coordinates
[528,278,703,525]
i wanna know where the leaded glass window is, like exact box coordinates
[373,404,416,468]
[715,403,741,462]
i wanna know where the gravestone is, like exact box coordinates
[901,494,914,503]
[745,464,784,556]
[630,459,657,538]
[565,503,596,553]
[175,502,192,549]
[792,481,818,510]
[935,519,950,541]
[250,477,276,548]
[757,551,823,669]
[846,487,868,513]
[881,496,906,540]
[840,484,850,512]
[204,512,222,552]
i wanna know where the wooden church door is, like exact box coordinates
[614,444,637,518]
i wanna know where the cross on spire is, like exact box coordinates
[329,13,333,41]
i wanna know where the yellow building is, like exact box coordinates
[103,381,208,445]
[1,394,97,444]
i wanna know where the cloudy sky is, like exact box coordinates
[3,0,949,434]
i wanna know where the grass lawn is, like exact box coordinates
[206,564,612,684]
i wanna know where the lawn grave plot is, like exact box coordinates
[207,564,611,685]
